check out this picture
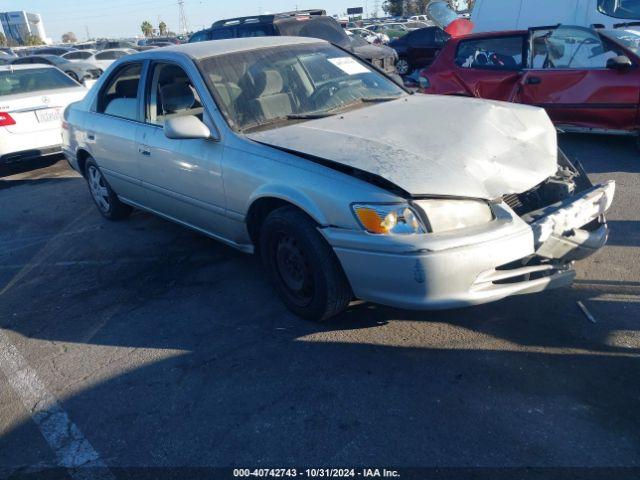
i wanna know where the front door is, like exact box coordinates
[136,61,227,235]
[516,25,640,132]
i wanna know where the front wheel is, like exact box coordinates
[260,206,352,322]
[85,158,132,220]
[396,57,411,76]
[66,71,79,82]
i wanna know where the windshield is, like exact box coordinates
[603,28,640,54]
[0,68,78,96]
[598,0,640,19]
[199,43,405,132]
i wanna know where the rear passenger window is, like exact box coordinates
[211,29,234,40]
[97,63,142,121]
[455,36,524,70]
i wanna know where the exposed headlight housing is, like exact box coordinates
[352,204,426,235]
[414,199,494,233]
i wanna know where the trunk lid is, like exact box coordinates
[0,87,87,134]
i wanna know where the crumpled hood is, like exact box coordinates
[247,94,558,199]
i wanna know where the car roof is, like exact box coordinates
[143,36,325,60]
[24,54,60,59]
[0,64,57,71]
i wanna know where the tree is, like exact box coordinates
[61,31,77,43]
[24,35,44,46]
[382,0,404,16]
[159,21,167,36]
[141,20,153,37]
[0,32,6,47]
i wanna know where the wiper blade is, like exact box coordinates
[286,112,336,119]
[361,96,401,102]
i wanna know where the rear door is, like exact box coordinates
[448,33,526,100]
[86,61,146,203]
[517,25,640,132]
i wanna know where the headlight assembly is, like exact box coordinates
[352,200,494,235]
[414,199,494,233]
[352,204,426,235]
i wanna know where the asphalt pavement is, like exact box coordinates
[0,134,638,479]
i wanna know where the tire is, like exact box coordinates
[260,206,352,322]
[396,57,411,76]
[85,158,132,220]
[66,71,79,82]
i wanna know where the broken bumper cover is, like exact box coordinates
[322,182,615,310]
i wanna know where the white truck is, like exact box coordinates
[471,0,640,32]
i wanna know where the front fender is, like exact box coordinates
[247,185,330,226]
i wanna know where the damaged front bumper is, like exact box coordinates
[321,181,615,310]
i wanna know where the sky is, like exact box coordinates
[6,0,381,41]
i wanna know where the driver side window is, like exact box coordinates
[529,27,622,69]
[145,62,204,126]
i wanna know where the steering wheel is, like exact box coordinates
[310,81,348,107]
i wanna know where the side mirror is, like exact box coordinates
[164,115,211,140]
[606,55,632,70]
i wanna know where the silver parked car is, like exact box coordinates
[62,37,615,321]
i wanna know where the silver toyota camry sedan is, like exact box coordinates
[62,36,615,321]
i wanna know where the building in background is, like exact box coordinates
[0,11,50,45]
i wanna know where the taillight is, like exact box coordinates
[0,112,15,126]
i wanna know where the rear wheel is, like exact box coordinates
[396,57,411,76]
[65,71,79,82]
[260,206,351,322]
[85,158,132,220]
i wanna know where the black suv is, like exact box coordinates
[189,10,399,78]
[389,26,449,75]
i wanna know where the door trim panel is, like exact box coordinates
[141,179,226,216]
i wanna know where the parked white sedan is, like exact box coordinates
[61,49,98,62]
[347,27,390,45]
[0,65,87,164]
[87,49,137,71]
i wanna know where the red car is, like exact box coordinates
[420,25,640,138]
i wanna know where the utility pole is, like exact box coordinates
[84,25,90,41]
[178,0,189,35]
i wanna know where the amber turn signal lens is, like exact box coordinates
[354,207,388,234]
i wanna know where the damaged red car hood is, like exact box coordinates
[247,94,558,199]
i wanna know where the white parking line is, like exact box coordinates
[0,329,114,480]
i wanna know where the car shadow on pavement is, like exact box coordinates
[605,220,640,248]
[0,156,64,179]
[0,137,639,473]
[0,211,639,472]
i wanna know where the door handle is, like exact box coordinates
[526,76,542,85]
[138,146,151,156]
[87,133,95,141]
